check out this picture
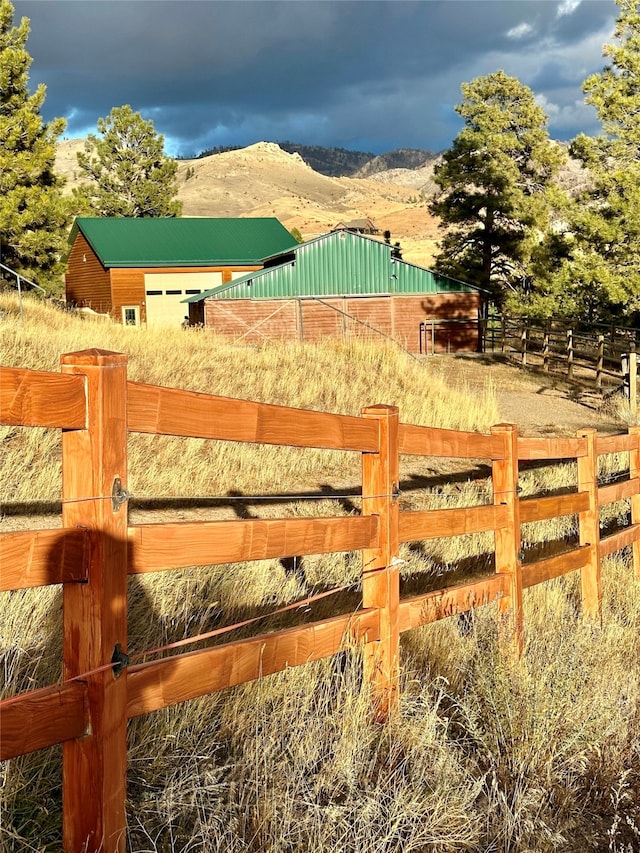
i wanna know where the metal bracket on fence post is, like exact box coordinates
[111,478,130,513]
[111,644,129,678]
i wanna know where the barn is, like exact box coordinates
[64,217,298,326]
[183,229,484,353]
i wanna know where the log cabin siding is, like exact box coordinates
[65,234,111,312]
[66,251,262,323]
[110,266,262,324]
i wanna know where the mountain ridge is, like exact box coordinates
[190,141,437,177]
[55,139,443,268]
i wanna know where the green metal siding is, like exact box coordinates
[204,230,476,300]
[70,217,298,267]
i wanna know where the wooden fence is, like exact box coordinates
[2,348,640,852]
[486,316,638,402]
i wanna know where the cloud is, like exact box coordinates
[11,0,618,156]
[557,0,582,17]
[506,22,534,39]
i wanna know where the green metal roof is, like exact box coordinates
[183,230,479,302]
[69,217,298,268]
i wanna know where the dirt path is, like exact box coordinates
[431,353,626,436]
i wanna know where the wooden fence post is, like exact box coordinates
[596,335,604,390]
[629,344,637,415]
[576,428,601,620]
[61,350,129,853]
[521,327,527,368]
[567,329,574,379]
[491,424,523,651]
[543,330,550,373]
[630,425,640,579]
[361,404,400,720]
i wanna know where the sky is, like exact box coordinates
[13,0,619,159]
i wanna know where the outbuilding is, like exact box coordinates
[65,217,298,326]
[183,229,483,353]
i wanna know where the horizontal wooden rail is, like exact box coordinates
[0,682,88,760]
[398,423,502,459]
[127,381,378,452]
[598,478,640,506]
[517,436,587,460]
[0,528,91,590]
[597,434,634,455]
[127,515,378,573]
[0,366,86,429]
[127,608,379,717]
[398,504,507,542]
[397,573,510,633]
[6,350,640,853]
[521,545,591,588]
[600,524,640,556]
[519,491,589,524]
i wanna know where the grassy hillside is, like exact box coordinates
[2,295,640,852]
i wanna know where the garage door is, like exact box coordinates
[144,273,223,327]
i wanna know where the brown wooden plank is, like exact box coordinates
[0,682,88,760]
[519,491,590,524]
[361,405,400,720]
[127,381,379,452]
[61,349,129,853]
[399,423,502,459]
[128,515,379,573]
[600,524,640,557]
[127,608,379,718]
[597,433,634,455]
[629,428,640,577]
[0,366,86,429]
[492,424,523,647]
[398,503,507,542]
[398,573,511,633]
[577,429,602,620]
[521,545,590,588]
[598,478,640,505]
[0,528,91,591]
[517,435,587,460]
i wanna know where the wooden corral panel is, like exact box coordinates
[403,293,482,354]
[203,291,481,353]
[345,296,393,339]
[65,233,111,313]
[205,298,300,342]
[300,299,346,341]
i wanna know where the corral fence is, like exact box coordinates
[485,315,639,402]
[2,348,640,852]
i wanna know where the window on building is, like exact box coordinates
[122,306,140,326]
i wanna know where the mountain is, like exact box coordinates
[54,137,587,273]
[276,143,374,176]
[354,148,436,178]
[192,142,436,178]
[55,139,443,269]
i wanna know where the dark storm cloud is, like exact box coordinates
[13,0,618,156]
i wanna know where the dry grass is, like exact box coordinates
[2,294,640,852]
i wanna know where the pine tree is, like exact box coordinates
[0,0,71,294]
[76,105,182,218]
[429,71,565,309]
[554,0,640,323]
